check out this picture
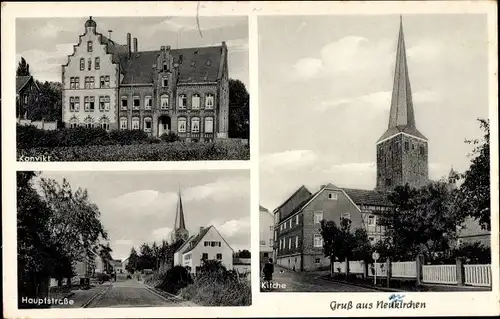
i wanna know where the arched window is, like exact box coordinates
[178,94,187,109]
[80,58,85,71]
[69,117,79,129]
[191,94,200,109]
[178,117,187,133]
[84,117,94,129]
[143,117,152,133]
[121,96,128,110]
[191,117,200,133]
[145,96,152,110]
[204,117,214,133]
[131,117,140,130]
[95,57,100,70]
[88,58,92,71]
[205,93,214,109]
[120,117,127,130]
[160,94,169,109]
[100,117,110,131]
[87,41,93,52]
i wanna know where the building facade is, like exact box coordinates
[259,205,274,265]
[62,17,229,141]
[16,75,39,120]
[174,226,234,274]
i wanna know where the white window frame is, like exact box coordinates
[120,117,127,130]
[192,94,200,109]
[204,117,214,133]
[289,219,292,228]
[69,118,79,128]
[328,192,338,200]
[144,117,152,133]
[341,212,351,220]
[205,93,214,109]
[191,117,200,133]
[313,234,323,248]
[74,97,80,111]
[314,211,323,224]
[296,214,299,225]
[315,258,321,264]
[178,94,187,109]
[295,236,299,248]
[145,96,152,110]
[177,117,187,133]
[368,215,376,226]
[288,238,291,249]
[133,96,140,110]
[99,96,105,112]
[121,97,128,110]
[160,95,169,109]
[84,117,94,128]
[104,96,110,111]
[131,117,140,130]
[69,97,75,112]
[100,117,110,131]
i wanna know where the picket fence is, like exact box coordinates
[332,259,491,287]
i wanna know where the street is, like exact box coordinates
[261,267,378,292]
[54,275,192,308]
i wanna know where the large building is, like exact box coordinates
[273,19,429,271]
[62,17,229,141]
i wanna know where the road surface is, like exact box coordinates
[261,267,379,292]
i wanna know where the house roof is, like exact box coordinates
[16,75,32,93]
[273,185,312,213]
[181,226,212,254]
[342,188,392,207]
[116,45,224,85]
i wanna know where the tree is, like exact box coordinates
[17,57,31,76]
[96,243,113,273]
[126,247,139,274]
[379,181,462,262]
[228,79,249,140]
[454,118,490,230]
[236,249,251,258]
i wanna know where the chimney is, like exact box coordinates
[133,37,138,53]
[108,30,112,40]
[127,33,131,58]
[199,226,204,233]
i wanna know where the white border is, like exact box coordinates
[2,1,499,318]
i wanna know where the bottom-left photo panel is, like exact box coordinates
[16,170,251,309]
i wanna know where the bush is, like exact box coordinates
[156,266,193,295]
[160,132,180,143]
[177,260,252,306]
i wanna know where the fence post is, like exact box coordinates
[416,254,424,286]
[386,257,392,288]
[345,257,350,281]
[456,257,465,286]
[363,261,368,280]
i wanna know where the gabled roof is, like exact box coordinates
[16,75,33,93]
[118,45,224,85]
[181,226,212,254]
[342,188,392,207]
[273,185,312,213]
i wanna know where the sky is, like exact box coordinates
[16,16,249,88]
[259,14,490,211]
[35,170,250,261]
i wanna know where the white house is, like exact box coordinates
[259,205,274,265]
[174,225,234,274]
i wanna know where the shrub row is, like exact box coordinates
[17,140,250,161]
[17,125,157,149]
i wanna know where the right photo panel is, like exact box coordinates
[259,15,491,293]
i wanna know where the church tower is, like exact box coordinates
[376,17,429,192]
[171,188,189,242]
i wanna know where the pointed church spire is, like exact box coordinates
[378,17,427,142]
[175,187,186,230]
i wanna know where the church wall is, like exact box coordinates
[376,134,404,191]
[400,134,429,188]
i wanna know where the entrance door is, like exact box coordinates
[158,115,171,136]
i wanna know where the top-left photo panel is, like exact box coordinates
[16,16,249,162]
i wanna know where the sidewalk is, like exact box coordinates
[53,282,112,308]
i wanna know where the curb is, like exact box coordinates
[142,283,198,307]
[81,283,113,308]
[320,276,406,292]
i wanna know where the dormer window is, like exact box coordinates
[87,41,93,52]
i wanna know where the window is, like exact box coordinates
[368,215,376,226]
[163,61,168,72]
[328,193,338,200]
[206,60,211,66]
[205,93,214,109]
[202,253,208,260]
[162,77,168,87]
[104,96,110,111]
[131,117,140,130]
[89,97,95,111]
[100,117,110,131]
[295,236,299,248]
[295,214,299,225]
[95,57,100,70]
[87,41,93,52]
[192,94,200,109]
[191,117,200,133]
[419,145,425,155]
[74,97,80,111]
[84,97,89,111]
[178,117,186,133]
[405,141,409,151]
[269,239,273,246]
[75,77,80,89]
[70,77,75,89]
[69,118,79,128]
[100,76,105,88]
[133,96,140,109]
[70,97,75,111]
[279,239,283,250]
[121,97,128,110]
[120,117,127,130]
[283,222,286,229]
[369,237,375,242]
[88,58,92,70]
[216,253,222,260]
[144,118,152,133]
[204,117,214,133]
[341,212,351,220]
[99,96,105,111]
[313,234,323,248]
[315,258,321,264]
[160,95,169,109]
[80,58,84,70]
[288,238,291,249]
[289,219,292,228]
[84,117,94,128]
[89,77,95,89]
[184,254,191,261]
[314,211,323,224]
[105,76,110,88]
[145,96,152,110]
[84,77,90,89]
[178,94,187,109]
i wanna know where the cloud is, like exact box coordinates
[293,58,322,79]
[140,16,245,36]
[225,38,249,53]
[151,227,173,242]
[113,239,133,246]
[17,43,75,82]
[260,150,318,172]
[106,190,178,218]
[182,176,249,202]
[206,216,251,250]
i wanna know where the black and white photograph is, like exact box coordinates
[17,170,251,308]
[16,16,249,161]
[259,15,492,293]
